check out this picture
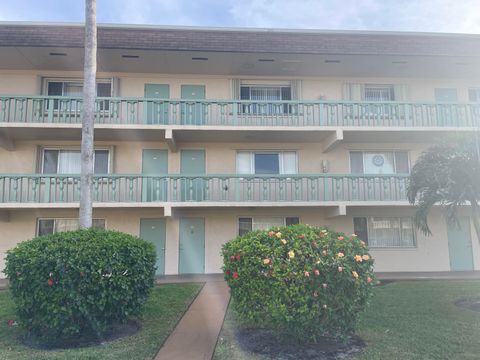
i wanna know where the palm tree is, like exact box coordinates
[79,0,97,229]
[407,135,480,244]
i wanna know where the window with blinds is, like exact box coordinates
[353,217,415,248]
[240,86,292,114]
[364,85,395,101]
[236,151,297,175]
[37,218,106,236]
[46,80,112,110]
[350,151,409,174]
[42,149,110,174]
[238,216,300,236]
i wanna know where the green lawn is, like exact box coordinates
[0,283,202,360]
[214,280,480,360]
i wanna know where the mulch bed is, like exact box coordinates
[235,327,365,360]
[21,320,140,350]
[454,297,480,312]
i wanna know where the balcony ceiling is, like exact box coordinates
[0,23,480,78]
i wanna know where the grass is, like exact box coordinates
[0,283,202,360]
[214,280,480,360]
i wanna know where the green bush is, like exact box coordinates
[222,224,375,342]
[5,228,156,346]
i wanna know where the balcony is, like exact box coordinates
[0,174,409,209]
[0,96,479,128]
[1,96,477,147]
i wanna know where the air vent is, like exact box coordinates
[392,60,408,64]
[192,57,209,61]
[325,59,341,63]
[122,55,140,59]
[258,59,275,62]
[49,52,67,56]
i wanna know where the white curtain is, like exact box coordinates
[368,217,414,247]
[253,216,285,231]
[281,151,297,174]
[364,152,395,174]
[236,152,252,174]
[58,151,81,173]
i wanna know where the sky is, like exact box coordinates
[0,0,480,34]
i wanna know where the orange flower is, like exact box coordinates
[354,255,363,262]
[337,236,344,241]
[367,276,373,283]
[362,254,370,261]
[352,271,359,279]
[288,250,295,258]
[263,258,272,265]
[304,271,310,277]
[268,231,275,237]
[298,234,305,239]
[314,269,320,276]
[337,252,344,258]
[338,266,343,272]
[275,232,282,238]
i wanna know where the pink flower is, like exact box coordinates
[47,277,54,287]
[304,271,310,277]
[314,269,320,276]
[338,266,343,272]
[337,236,344,241]
[233,272,239,279]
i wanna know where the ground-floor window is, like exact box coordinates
[238,216,299,236]
[353,216,415,248]
[37,218,106,236]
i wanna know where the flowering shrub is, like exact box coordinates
[222,224,375,342]
[5,228,156,346]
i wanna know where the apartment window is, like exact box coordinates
[37,218,105,236]
[240,85,291,114]
[46,80,112,110]
[469,88,480,102]
[238,216,300,236]
[42,149,110,174]
[47,80,112,97]
[353,217,415,248]
[364,85,395,101]
[350,151,409,174]
[236,151,297,175]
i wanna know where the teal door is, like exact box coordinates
[181,150,206,201]
[140,218,166,275]
[144,84,170,124]
[142,149,168,201]
[447,217,474,271]
[435,88,458,126]
[179,218,205,274]
[181,85,206,125]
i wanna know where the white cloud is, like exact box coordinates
[1,0,479,34]
[226,0,480,33]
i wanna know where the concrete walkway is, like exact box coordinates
[155,279,230,360]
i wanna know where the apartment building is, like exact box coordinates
[0,23,479,277]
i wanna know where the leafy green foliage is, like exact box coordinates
[407,136,480,240]
[222,224,375,342]
[4,228,156,346]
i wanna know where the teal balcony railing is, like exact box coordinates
[0,96,479,127]
[0,174,409,204]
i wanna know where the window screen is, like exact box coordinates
[354,217,415,248]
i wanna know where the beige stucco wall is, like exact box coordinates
[1,70,480,102]
[0,139,432,175]
[1,206,478,278]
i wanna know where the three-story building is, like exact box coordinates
[0,23,479,276]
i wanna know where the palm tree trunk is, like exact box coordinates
[471,203,480,246]
[79,0,97,229]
